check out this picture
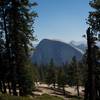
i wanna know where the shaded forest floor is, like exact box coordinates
[0,83,84,100]
[0,93,63,100]
[33,83,84,100]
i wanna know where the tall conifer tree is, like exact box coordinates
[0,0,37,96]
[85,0,100,100]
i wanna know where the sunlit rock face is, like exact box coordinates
[32,39,84,66]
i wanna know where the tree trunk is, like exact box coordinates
[63,87,66,96]
[2,81,6,93]
[12,82,17,96]
[76,84,80,96]
[53,83,55,88]
[84,82,89,100]
[86,28,96,100]
[8,82,12,95]
[0,81,2,92]
[19,88,24,96]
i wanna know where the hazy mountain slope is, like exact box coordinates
[70,41,87,52]
[32,39,84,66]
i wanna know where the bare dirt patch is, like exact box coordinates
[33,83,84,100]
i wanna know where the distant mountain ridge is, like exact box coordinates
[32,39,84,66]
[69,41,100,52]
[69,40,87,52]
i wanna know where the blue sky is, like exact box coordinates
[34,0,91,43]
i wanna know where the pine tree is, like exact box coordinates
[0,0,11,93]
[38,64,46,82]
[45,59,56,88]
[67,57,81,96]
[57,67,67,96]
[9,0,37,96]
[0,9,5,92]
[85,0,100,100]
[0,0,37,96]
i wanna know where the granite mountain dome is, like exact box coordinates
[32,39,84,66]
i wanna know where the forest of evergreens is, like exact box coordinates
[0,0,100,100]
[0,0,37,96]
